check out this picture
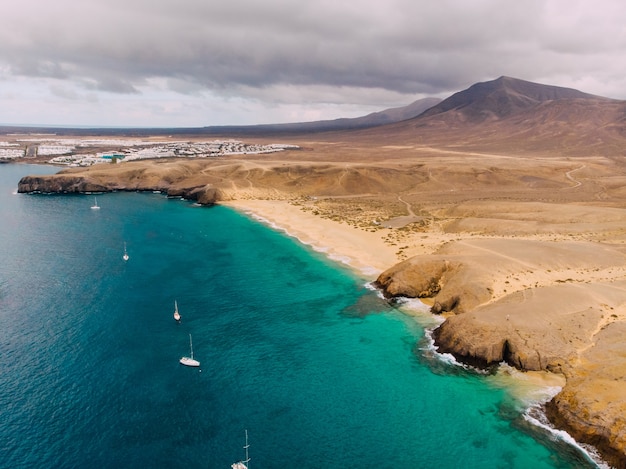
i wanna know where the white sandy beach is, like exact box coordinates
[225,199,399,279]
[225,198,575,395]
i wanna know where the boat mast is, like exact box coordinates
[243,429,250,468]
[189,334,193,360]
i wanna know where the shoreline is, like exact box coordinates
[224,199,399,279]
[223,198,607,467]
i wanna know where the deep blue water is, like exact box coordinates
[0,164,599,468]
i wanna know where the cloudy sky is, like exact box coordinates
[2,0,625,127]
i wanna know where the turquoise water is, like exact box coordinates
[0,164,598,468]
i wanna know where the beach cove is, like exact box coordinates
[1,162,605,467]
[13,139,626,465]
[224,196,626,467]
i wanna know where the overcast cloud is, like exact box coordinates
[1,0,625,127]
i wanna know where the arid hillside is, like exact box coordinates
[345,76,626,158]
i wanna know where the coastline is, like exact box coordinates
[223,197,607,466]
[13,149,626,465]
[224,199,399,279]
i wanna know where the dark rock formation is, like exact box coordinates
[18,175,110,193]
[17,174,224,205]
[166,185,224,204]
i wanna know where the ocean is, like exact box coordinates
[0,164,601,468]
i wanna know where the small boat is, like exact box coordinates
[173,300,181,322]
[122,242,129,261]
[179,333,200,367]
[90,197,100,210]
[231,430,250,469]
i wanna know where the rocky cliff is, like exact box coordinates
[18,172,224,205]
[376,238,626,464]
[18,174,110,194]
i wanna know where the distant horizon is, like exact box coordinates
[2,74,624,131]
[0,95,439,130]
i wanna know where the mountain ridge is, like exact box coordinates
[195,97,442,135]
[418,75,611,122]
[352,76,626,157]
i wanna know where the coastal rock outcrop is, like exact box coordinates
[429,283,603,372]
[166,185,225,204]
[377,238,626,464]
[545,321,626,468]
[18,175,110,194]
[374,255,491,314]
[18,172,225,205]
[375,257,456,298]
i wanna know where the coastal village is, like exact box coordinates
[0,136,299,166]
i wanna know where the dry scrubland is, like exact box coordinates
[14,133,626,466]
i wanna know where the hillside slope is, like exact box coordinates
[354,76,626,157]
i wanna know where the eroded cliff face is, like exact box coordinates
[18,175,110,193]
[17,173,225,205]
[429,286,602,372]
[164,185,225,204]
[376,239,626,463]
[374,256,491,314]
[375,257,456,298]
[545,322,626,469]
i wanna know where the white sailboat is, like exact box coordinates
[179,333,200,367]
[173,300,181,322]
[90,197,100,210]
[231,430,250,469]
[122,242,129,261]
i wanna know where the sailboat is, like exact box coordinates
[179,333,200,367]
[173,300,181,322]
[122,242,129,261]
[231,430,250,469]
[90,197,100,210]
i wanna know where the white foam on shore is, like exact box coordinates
[376,295,472,369]
[392,296,433,314]
[524,406,610,468]
[421,325,487,371]
[424,344,608,466]
[412,317,608,466]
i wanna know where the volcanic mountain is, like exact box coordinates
[419,75,606,123]
[357,76,626,157]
